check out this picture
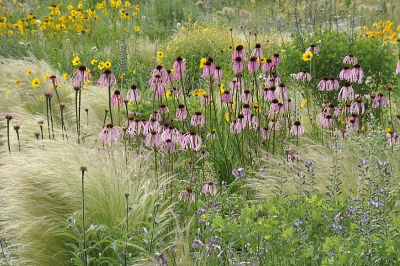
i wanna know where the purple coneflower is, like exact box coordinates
[221,90,231,103]
[149,74,166,99]
[149,111,162,122]
[386,131,398,146]
[350,99,365,115]
[233,57,244,74]
[276,83,288,101]
[111,90,124,107]
[339,66,352,81]
[161,125,181,143]
[182,130,202,151]
[272,53,281,67]
[305,44,319,55]
[372,93,387,109]
[2,112,16,153]
[240,90,252,104]
[232,44,246,61]
[203,59,215,78]
[214,66,223,81]
[328,76,339,91]
[268,119,280,131]
[338,82,354,101]
[317,113,334,129]
[191,111,206,127]
[173,56,185,80]
[126,85,141,103]
[176,104,188,121]
[251,43,263,59]
[72,65,92,88]
[396,57,400,74]
[318,76,329,91]
[202,182,217,196]
[248,56,259,73]
[290,121,305,136]
[98,69,117,88]
[98,124,121,144]
[343,53,358,65]
[232,167,245,179]
[201,94,211,105]
[352,63,364,84]
[262,58,274,73]
[145,131,161,147]
[144,118,161,134]
[161,138,175,153]
[347,115,359,131]
[296,69,312,82]
[179,187,195,203]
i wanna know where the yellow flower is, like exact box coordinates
[32,78,40,87]
[386,128,391,133]
[193,89,199,96]
[135,4,140,11]
[198,89,206,97]
[15,80,20,85]
[132,69,136,74]
[199,57,207,69]
[125,1,131,7]
[224,112,230,122]
[166,90,171,98]
[120,73,126,79]
[302,51,313,61]
[77,2,83,9]
[26,69,32,75]
[361,125,365,131]
[300,98,308,108]
[134,26,140,32]
[5,90,12,98]
[156,51,164,58]
[72,56,81,66]
[219,84,225,95]
[91,59,98,65]
[43,74,50,81]
[98,61,105,70]
[104,61,112,68]
[261,57,267,63]
[170,68,175,73]
[63,73,68,80]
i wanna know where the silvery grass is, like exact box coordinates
[0,140,175,265]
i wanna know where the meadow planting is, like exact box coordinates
[1,0,400,265]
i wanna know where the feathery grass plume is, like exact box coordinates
[0,140,174,265]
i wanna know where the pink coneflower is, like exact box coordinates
[144,118,161,134]
[347,114,359,131]
[145,130,161,147]
[127,118,145,136]
[339,66,352,81]
[202,182,217,196]
[268,119,280,131]
[233,57,244,74]
[396,59,400,74]
[111,90,124,107]
[126,84,141,103]
[338,82,354,101]
[260,127,270,140]
[201,94,211,105]
[46,75,61,87]
[272,53,281,67]
[265,74,280,87]
[328,76,339,91]
[44,90,54,97]
[158,104,170,114]
[229,76,244,92]
[161,138,175,153]
[241,104,252,117]
[173,56,185,80]
[251,43,263,59]
[149,111,162,122]
[232,44,246,61]
[261,58,274,74]
[325,103,341,117]
[317,113,334,129]
[72,65,92,88]
[149,74,166,99]
[343,54,358,65]
[352,63,364,84]
[263,86,276,101]
[207,129,217,141]
[276,83,289,101]
[166,69,175,84]
[290,121,305,136]
[287,152,298,163]
[386,131,398,146]
[221,91,231,103]
[152,65,168,78]
[318,76,329,91]
[284,98,295,111]
[182,130,202,151]
[203,60,214,78]
[372,93,387,109]
[236,113,248,130]
[191,111,206,127]
[214,66,223,81]
[334,129,350,138]
[161,125,181,143]
[229,119,241,134]
[176,104,188,121]
[98,69,117,88]
[249,114,258,129]
[179,187,195,203]
[248,56,259,73]
[350,99,365,115]
[295,69,312,82]
[1,112,16,120]
[305,44,319,55]
[98,124,121,144]
[241,90,252,104]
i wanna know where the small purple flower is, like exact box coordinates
[293,219,303,227]
[343,54,358,65]
[361,214,368,224]
[329,252,336,258]
[98,69,117,88]
[360,160,366,165]
[191,239,204,248]
[305,160,313,166]
[173,56,185,80]
[232,167,245,179]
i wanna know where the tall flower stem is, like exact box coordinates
[154,145,158,188]
[80,167,88,266]
[6,119,10,153]
[49,97,55,139]
[78,89,82,140]
[46,97,51,139]
[15,127,20,152]
[108,85,114,125]
[75,89,80,143]
[124,193,130,266]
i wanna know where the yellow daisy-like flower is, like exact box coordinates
[72,56,81,66]
[135,4,140,11]
[104,61,112,68]
[386,128,391,133]
[261,57,267,63]
[302,51,313,61]
[5,90,12,98]
[125,1,131,7]
[98,61,105,70]
[15,80,21,85]
[91,59,98,65]
[193,89,199,96]
[43,74,50,81]
[120,73,126,79]
[300,98,308,108]
[224,112,230,122]
[199,57,207,69]
[166,90,171,98]
[64,73,68,80]
[156,51,164,58]
[132,69,136,74]
[32,77,40,87]
[219,85,225,95]
[170,68,175,73]
[361,125,365,131]
[26,69,32,75]
[197,89,206,97]
[134,26,140,32]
